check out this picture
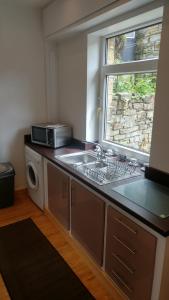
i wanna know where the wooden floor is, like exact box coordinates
[0,190,126,300]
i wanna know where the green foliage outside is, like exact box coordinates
[113,73,157,100]
[109,23,160,99]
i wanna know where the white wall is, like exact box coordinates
[86,34,101,142]
[43,0,118,37]
[45,41,59,122]
[57,34,87,140]
[150,0,169,173]
[0,3,46,189]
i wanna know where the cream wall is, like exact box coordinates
[43,0,119,37]
[150,0,169,172]
[57,34,87,140]
[0,3,46,189]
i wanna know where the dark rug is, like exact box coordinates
[0,218,95,300]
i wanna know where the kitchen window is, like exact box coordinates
[100,23,162,156]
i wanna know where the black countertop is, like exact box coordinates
[25,141,169,237]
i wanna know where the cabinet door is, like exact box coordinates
[105,206,156,300]
[47,162,70,229]
[71,180,105,266]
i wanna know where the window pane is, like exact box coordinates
[104,73,157,153]
[107,23,162,65]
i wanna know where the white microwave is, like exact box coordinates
[31,123,72,148]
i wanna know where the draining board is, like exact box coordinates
[112,179,169,219]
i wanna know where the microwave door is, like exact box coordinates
[31,127,47,145]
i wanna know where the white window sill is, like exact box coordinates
[101,140,150,164]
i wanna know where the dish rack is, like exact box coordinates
[74,159,139,185]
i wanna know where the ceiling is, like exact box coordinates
[3,0,54,8]
[28,0,53,6]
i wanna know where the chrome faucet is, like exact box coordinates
[95,144,105,161]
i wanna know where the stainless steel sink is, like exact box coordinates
[56,151,140,185]
[75,161,140,185]
[55,151,97,165]
[88,161,108,169]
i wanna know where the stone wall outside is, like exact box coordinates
[105,91,154,153]
[135,23,161,60]
[107,23,161,64]
[105,24,161,153]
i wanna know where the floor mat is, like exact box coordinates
[0,218,95,300]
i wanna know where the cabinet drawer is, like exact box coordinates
[108,257,134,298]
[107,255,154,300]
[105,206,156,300]
[107,206,156,252]
[107,244,155,288]
[107,235,153,274]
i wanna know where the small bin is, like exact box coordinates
[0,163,15,208]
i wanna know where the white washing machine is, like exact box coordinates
[25,145,44,210]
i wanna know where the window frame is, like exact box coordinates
[99,22,162,162]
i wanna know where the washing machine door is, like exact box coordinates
[26,162,39,190]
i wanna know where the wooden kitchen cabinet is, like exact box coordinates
[47,162,70,229]
[71,180,105,266]
[105,206,157,300]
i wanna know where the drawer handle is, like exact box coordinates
[111,270,132,293]
[113,235,136,255]
[114,217,137,235]
[112,252,135,275]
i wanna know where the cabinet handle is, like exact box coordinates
[113,235,136,255]
[112,252,135,275]
[114,217,137,235]
[111,270,132,293]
